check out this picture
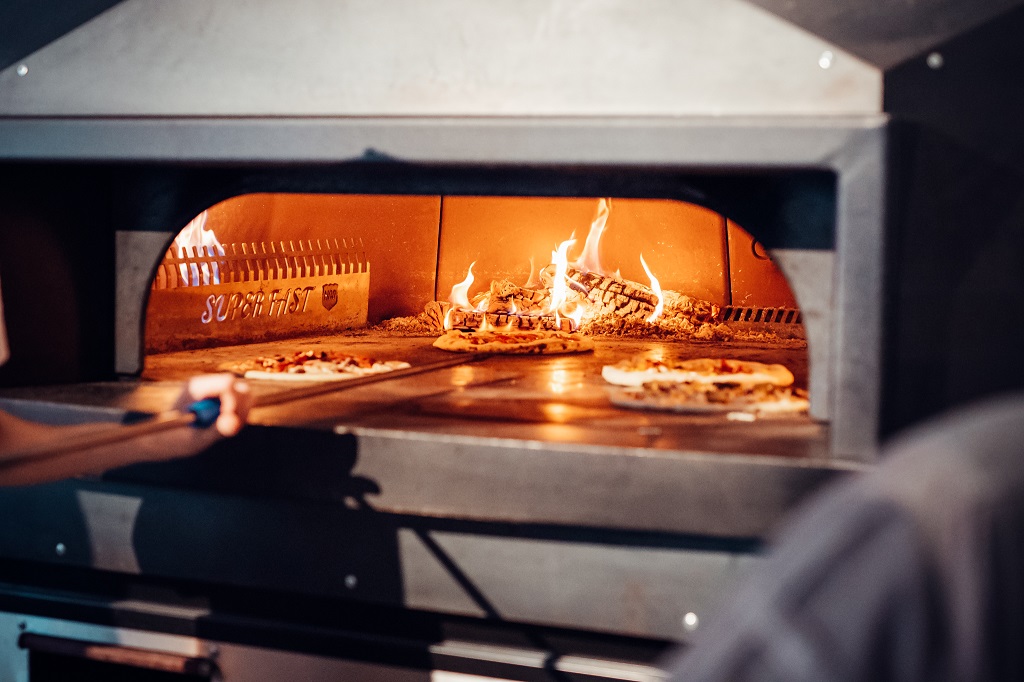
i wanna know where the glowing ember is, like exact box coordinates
[640,254,664,323]
[173,211,225,286]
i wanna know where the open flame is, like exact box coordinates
[443,199,665,333]
[573,199,610,275]
[173,211,225,286]
[449,262,476,309]
[547,237,576,328]
[640,254,664,323]
[523,256,542,290]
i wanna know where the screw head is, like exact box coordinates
[683,612,699,632]
[55,542,66,556]
[15,64,28,77]
[818,51,834,69]
[926,52,944,70]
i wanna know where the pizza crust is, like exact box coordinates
[433,329,594,355]
[608,382,809,415]
[601,357,793,387]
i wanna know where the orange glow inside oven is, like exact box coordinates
[150,193,797,326]
[139,192,815,455]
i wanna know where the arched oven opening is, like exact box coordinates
[131,190,820,457]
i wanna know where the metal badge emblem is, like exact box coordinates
[322,282,339,311]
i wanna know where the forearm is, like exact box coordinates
[0,374,250,487]
[0,417,222,486]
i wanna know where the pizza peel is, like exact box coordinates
[0,354,493,466]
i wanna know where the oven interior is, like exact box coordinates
[133,191,813,452]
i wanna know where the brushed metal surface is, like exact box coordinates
[0,478,770,641]
[0,0,880,117]
[771,250,833,423]
[116,230,169,374]
[0,116,887,460]
[0,338,851,542]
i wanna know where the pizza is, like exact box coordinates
[601,356,794,388]
[226,349,410,381]
[433,329,594,355]
[608,381,809,415]
[602,356,807,415]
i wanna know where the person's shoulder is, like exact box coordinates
[873,392,1024,521]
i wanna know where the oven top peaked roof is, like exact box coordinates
[0,0,1018,118]
[0,0,885,117]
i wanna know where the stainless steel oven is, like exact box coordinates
[0,1,1021,679]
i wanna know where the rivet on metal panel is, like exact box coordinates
[927,52,945,70]
[55,542,67,556]
[683,612,700,632]
[16,64,28,77]
[344,575,358,589]
[818,51,834,70]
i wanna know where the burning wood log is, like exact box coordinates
[426,264,723,336]
[580,290,728,339]
[450,311,574,332]
[469,279,551,315]
[424,301,452,330]
[423,301,574,331]
[541,264,658,319]
[662,291,721,324]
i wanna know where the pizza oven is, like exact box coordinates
[0,1,1022,680]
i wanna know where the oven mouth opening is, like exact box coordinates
[133,190,819,456]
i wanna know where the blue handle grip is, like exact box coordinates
[188,397,222,428]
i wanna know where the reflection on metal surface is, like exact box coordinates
[449,365,480,388]
[543,359,585,396]
[76,490,143,573]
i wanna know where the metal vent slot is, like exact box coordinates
[153,238,366,290]
[721,306,802,325]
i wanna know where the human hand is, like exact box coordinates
[174,373,252,437]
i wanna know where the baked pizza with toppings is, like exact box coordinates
[226,349,410,381]
[602,356,794,387]
[603,356,808,415]
[433,329,594,355]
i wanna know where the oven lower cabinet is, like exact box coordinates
[0,592,673,682]
[0,476,768,681]
[0,617,644,682]
[0,614,648,681]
